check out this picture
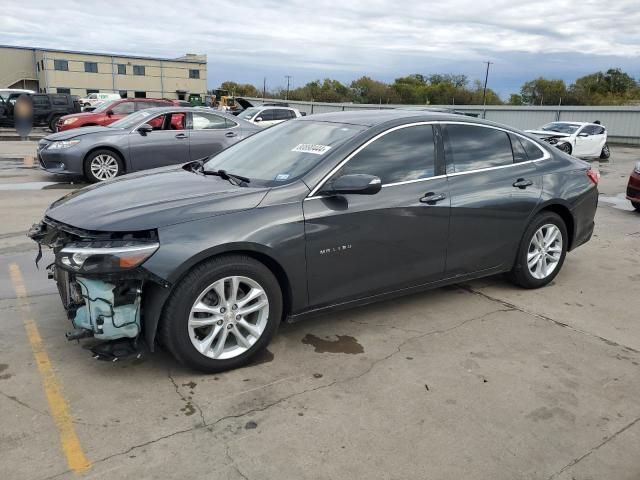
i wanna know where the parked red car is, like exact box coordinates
[56,98,173,131]
[627,162,640,212]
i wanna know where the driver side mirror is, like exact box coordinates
[106,109,114,116]
[138,123,153,136]
[578,132,589,137]
[323,174,382,196]
[254,117,262,123]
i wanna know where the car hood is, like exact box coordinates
[45,126,123,141]
[525,130,571,138]
[46,166,269,231]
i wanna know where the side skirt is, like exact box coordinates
[286,265,506,323]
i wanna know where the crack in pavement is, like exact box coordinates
[225,444,250,480]
[547,416,640,479]
[168,369,206,427]
[35,307,515,480]
[0,390,47,416]
[459,285,640,354]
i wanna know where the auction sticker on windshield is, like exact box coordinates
[291,144,332,155]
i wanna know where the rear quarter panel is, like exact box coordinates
[537,152,597,250]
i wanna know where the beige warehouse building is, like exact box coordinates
[0,45,207,100]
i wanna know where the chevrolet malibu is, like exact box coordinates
[29,111,598,372]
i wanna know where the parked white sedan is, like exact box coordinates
[239,106,303,128]
[526,122,609,159]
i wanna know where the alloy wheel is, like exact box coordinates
[527,224,563,280]
[188,276,269,360]
[90,154,119,180]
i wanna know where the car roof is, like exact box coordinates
[255,106,297,111]
[298,109,469,127]
[546,121,605,128]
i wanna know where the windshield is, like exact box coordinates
[107,110,156,129]
[240,107,261,120]
[541,122,580,134]
[203,120,366,187]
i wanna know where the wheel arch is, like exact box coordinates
[145,243,294,351]
[533,201,575,250]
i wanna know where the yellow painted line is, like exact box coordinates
[9,263,91,474]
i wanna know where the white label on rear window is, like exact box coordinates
[291,144,332,155]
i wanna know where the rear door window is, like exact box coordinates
[192,112,227,130]
[258,109,274,121]
[520,137,545,160]
[338,124,436,185]
[444,124,514,173]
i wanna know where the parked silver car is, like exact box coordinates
[37,107,260,182]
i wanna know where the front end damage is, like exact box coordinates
[28,217,169,360]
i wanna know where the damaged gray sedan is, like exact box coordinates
[29,111,598,373]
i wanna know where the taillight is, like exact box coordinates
[587,168,600,185]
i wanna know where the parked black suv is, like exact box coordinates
[0,93,81,131]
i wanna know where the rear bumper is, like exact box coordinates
[570,185,598,251]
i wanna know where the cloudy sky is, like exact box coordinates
[2,0,640,98]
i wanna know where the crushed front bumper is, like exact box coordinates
[28,217,171,352]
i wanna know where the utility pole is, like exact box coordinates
[482,61,493,105]
[285,75,292,100]
[263,77,266,99]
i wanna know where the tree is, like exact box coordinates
[520,77,567,105]
[219,81,259,97]
[568,68,639,105]
[350,76,400,104]
[508,94,523,105]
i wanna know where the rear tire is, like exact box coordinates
[508,211,568,289]
[632,202,640,212]
[83,149,123,183]
[159,255,282,373]
[600,143,610,159]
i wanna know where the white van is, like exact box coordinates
[79,92,121,108]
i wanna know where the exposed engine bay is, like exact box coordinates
[28,217,166,360]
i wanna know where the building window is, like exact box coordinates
[86,89,99,95]
[41,60,44,71]
[189,69,200,79]
[84,62,98,73]
[36,62,40,72]
[134,91,146,98]
[57,88,71,94]
[54,60,68,71]
[119,90,128,98]
[133,65,145,76]
[117,64,126,75]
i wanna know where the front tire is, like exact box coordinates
[159,255,282,373]
[600,143,610,159]
[557,142,572,155]
[509,212,568,289]
[84,149,123,182]
[632,202,640,212]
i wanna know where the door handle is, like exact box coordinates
[419,192,446,205]
[513,178,533,189]
[175,133,187,139]
[225,132,237,138]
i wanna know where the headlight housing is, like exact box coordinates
[634,162,640,174]
[49,140,81,150]
[63,118,79,125]
[58,242,159,273]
